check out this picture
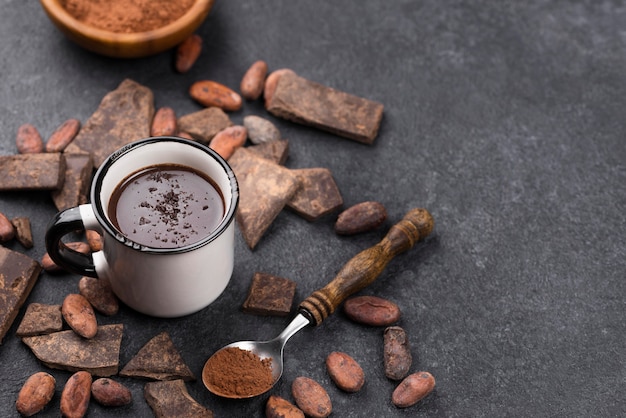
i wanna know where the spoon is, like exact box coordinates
[202,208,434,399]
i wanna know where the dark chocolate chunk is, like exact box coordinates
[11,217,34,248]
[267,72,384,144]
[64,79,154,168]
[21,324,123,376]
[145,379,214,418]
[243,272,297,316]
[287,168,343,221]
[16,303,63,337]
[120,331,195,381]
[246,139,290,165]
[51,152,94,211]
[0,153,66,191]
[229,148,300,249]
[177,107,232,143]
[0,246,42,343]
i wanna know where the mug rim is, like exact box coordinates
[90,136,239,254]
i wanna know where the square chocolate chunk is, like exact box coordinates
[242,272,297,316]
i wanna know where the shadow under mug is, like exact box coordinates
[45,137,239,318]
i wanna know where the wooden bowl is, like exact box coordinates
[39,0,214,58]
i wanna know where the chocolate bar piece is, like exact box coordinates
[287,168,343,221]
[16,303,63,337]
[0,246,42,343]
[177,107,232,143]
[267,72,384,144]
[11,217,34,248]
[228,147,299,249]
[242,272,297,316]
[64,79,154,168]
[0,153,66,191]
[145,380,214,418]
[51,153,94,211]
[246,139,290,165]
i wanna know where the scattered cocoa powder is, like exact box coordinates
[60,0,195,33]
[203,347,274,398]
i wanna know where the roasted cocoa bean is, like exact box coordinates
[265,394,305,418]
[85,230,103,252]
[151,107,178,136]
[91,378,132,407]
[42,242,91,272]
[384,326,412,380]
[189,80,242,111]
[46,118,81,152]
[264,68,296,108]
[343,295,401,326]
[62,293,98,339]
[240,60,268,100]
[16,123,44,154]
[60,371,92,418]
[0,211,15,242]
[391,371,435,408]
[15,372,56,417]
[335,201,387,235]
[325,351,365,392]
[243,115,281,144]
[176,34,202,73]
[78,276,119,316]
[209,125,247,160]
[291,376,332,418]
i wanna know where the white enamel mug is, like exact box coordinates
[45,137,239,318]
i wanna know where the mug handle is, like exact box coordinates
[45,204,100,277]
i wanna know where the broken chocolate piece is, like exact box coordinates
[246,139,290,165]
[64,79,154,168]
[287,168,343,221]
[10,217,34,248]
[145,379,214,418]
[0,153,66,191]
[21,324,123,376]
[243,272,296,316]
[228,147,300,249]
[51,153,94,211]
[16,303,63,337]
[267,72,384,144]
[0,246,41,343]
[120,331,195,381]
[177,107,232,143]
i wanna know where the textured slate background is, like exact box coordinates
[1,1,625,417]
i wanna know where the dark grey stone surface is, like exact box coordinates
[1,1,624,416]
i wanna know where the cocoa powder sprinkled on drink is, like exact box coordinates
[203,347,274,398]
[60,0,195,34]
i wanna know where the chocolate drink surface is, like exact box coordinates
[108,164,224,249]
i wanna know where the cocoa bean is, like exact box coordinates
[91,378,132,407]
[243,115,281,144]
[265,395,305,418]
[42,242,91,272]
[240,60,268,100]
[62,293,98,339]
[291,376,332,418]
[334,201,387,235]
[343,295,401,326]
[16,123,44,154]
[175,34,202,73]
[151,107,178,136]
[15,372,56,417]
[189,80,242,111]
[0,211,15,242]
[325,351,365,392]
[209,125,247,160]
[60,371,92,418]
[85,230,103,252]
[46,118,81,152]
[78,276,119,316]
[264,68,296,108]
[391,371,435,408]
[384,326,412,380]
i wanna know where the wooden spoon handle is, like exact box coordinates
[299,208,434,326]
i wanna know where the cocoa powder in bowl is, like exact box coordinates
[60,0,196,33]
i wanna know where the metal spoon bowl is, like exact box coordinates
[202,208,434,399]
